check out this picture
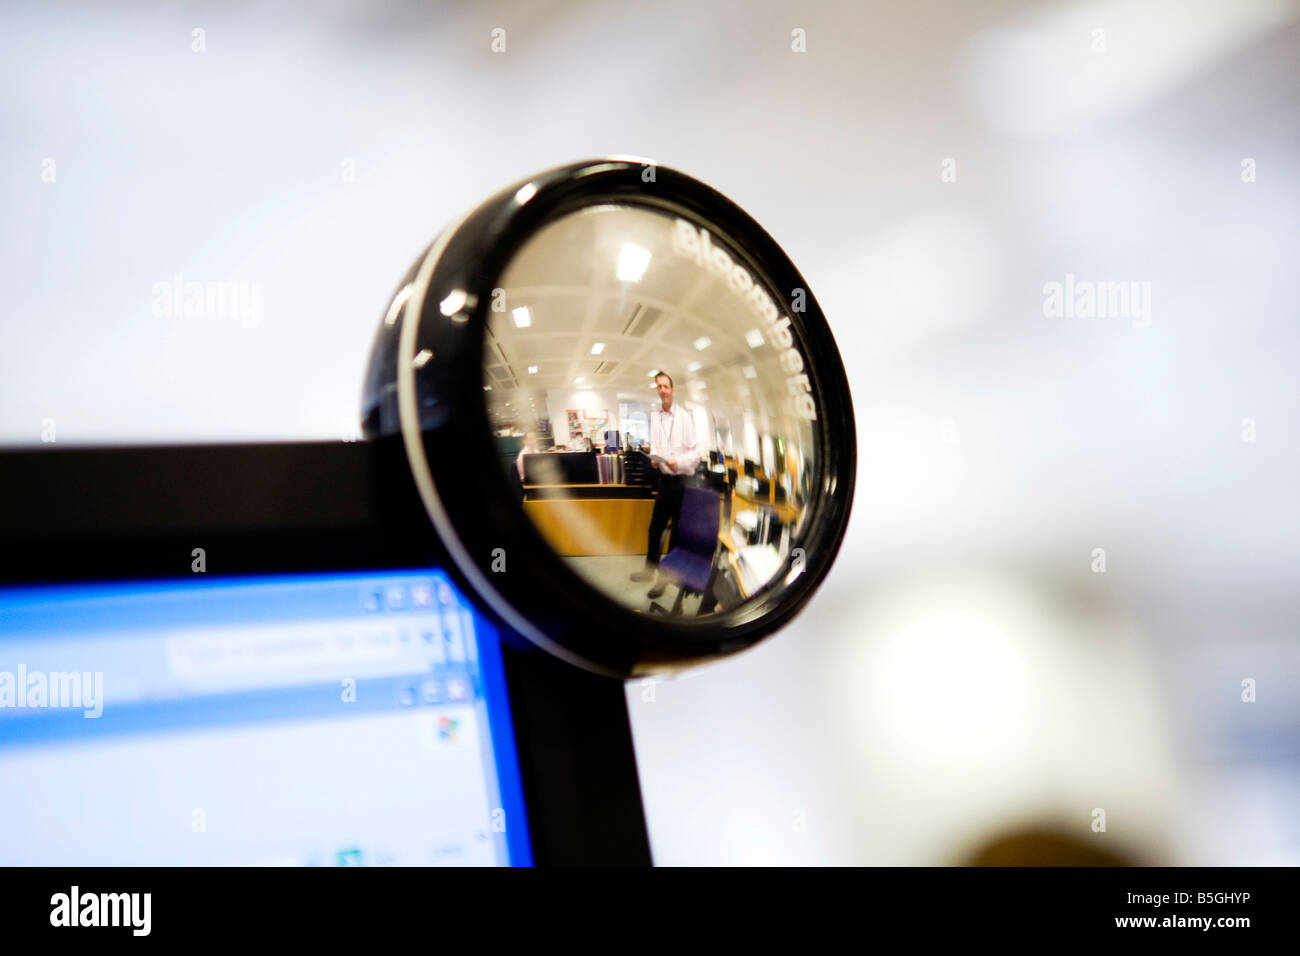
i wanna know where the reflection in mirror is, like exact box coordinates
[484,204,819,617]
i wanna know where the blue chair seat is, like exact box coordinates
[649,485,722,616]
[658,549,713,593]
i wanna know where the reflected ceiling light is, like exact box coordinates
[527,365,538,374]
[514,182,537,205]
[742,365,758,379]
[574,377,584,384]
[412,349,433,369]
[590,342,606,355]
[512,306,532,328]
[617,244,651,282]
[385,284,413,325]
[687,361,702,372]
[439,289,467,317]
[693,336,712,350]
[745,328,765,348]
[483,385,492,391]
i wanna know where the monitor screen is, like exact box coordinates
[0,569,532,866]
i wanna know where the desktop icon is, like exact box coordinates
[438,716,459,742]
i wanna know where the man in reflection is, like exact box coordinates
[630,371,699,598]
[514,431,538,482]
[510,431,538,501]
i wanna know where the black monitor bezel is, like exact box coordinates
[0,437,652,867]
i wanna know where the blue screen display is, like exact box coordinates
[0,570,532,866]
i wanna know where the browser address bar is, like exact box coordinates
[165,616,446,692]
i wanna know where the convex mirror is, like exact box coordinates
[362,158,855,677]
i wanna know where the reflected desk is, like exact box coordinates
[522,483,655,557]
[721,493,799,600]
[522,468,800,607]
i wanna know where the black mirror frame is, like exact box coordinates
[364,158,856,677]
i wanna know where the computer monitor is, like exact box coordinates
[0,569,529,866]
[0,438,650,867]
[522,451,598,485]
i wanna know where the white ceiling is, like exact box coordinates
[485,204,802,432]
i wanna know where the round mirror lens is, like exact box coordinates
[484,203,819,617]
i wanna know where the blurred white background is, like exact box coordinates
[2,0,1297,864]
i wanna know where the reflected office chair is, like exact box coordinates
[649,486,722,617]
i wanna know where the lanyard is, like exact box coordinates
[657,408,675,451]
